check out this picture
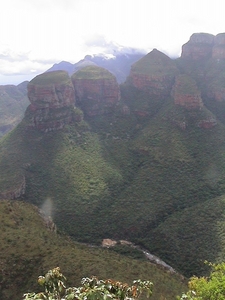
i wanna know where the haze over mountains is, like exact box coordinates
[1,32,225,298]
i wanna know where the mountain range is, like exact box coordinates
[1,32,225,298]
[0,50,144,137]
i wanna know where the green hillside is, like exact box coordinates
[2,38,225,285]
[0,200,186,300]
[1,94,225,278]
[0,83,29,137]
[83,99,225,277]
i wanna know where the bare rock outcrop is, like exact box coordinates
[72,66,120,117]
[26,71,76,132]
[102,239,117,248]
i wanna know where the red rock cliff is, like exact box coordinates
[72,66,120,116]
[128,49,179,97]
[172,74,203,110]
[181,33,215,60]
[26,71,76,132]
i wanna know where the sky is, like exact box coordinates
[0,0,224,85]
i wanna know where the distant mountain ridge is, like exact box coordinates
[46,51,145,83]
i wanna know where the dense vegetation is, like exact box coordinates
[2,89,225,278]
[0,200,186,300]
[178,262,225,300]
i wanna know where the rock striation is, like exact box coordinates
[128,49,179,97]
[172,74,203,110]
[72,66,120,116]
[181,33,215,60]
[181,32,225,61]
[179,32,225,110]
[26,71,76,132]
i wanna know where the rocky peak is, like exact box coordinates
[181,33,215,60]
[172,74,203,110]
[26,71,76,132]
[128,49,179,97]
[71,66,120,117]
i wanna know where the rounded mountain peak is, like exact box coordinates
[189,33,215,44]
[72,65,115,80]
[30,70,72,86]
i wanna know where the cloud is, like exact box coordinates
[1,0,225,84]
[83,34,147,58]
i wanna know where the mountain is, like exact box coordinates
[1,32,225,281]
[46,50,145,83]
[0,81,29,137]
[0,51,144,139]
[71,65,121,116]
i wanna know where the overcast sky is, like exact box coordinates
[0,0,224,85]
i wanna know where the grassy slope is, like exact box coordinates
[0,200,186,300]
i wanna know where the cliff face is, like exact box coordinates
[181,33,215,60]
[128,49,179,97]
[26,71,76,132]
[172,74,203,110]
[72,66,120,116]
[182,32,225,61]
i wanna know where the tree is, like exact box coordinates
[23,267,153,300]
[178,262,225,300]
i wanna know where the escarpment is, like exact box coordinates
[26,71,76,132]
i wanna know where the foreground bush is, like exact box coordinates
[23,267,153,300]
[179,262,225,300]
